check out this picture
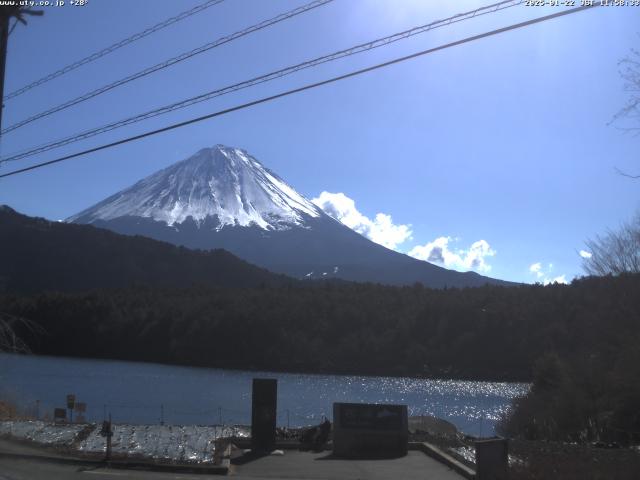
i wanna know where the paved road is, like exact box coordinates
[0,454,466,480]
[231,450,465,479]
[0,438,466,479]
[0,439,222,480]
[0,452,466,480]
[0,457,221,480]
[0,438,70,457]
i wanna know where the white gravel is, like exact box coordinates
[0,420,84,446]
[0,420,249,463]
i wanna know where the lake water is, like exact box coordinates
[0,353,528,436]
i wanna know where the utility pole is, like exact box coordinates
[0,9,11,133]
[100,414,113,462]
[0,6,43,134]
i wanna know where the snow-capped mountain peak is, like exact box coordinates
[68,144,511,288]
[68,145,322,230]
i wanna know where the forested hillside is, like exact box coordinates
[3,274,638,382]
[0,206,292,291]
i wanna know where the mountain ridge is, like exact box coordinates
[69,145,514,288]
[0,205,293,293]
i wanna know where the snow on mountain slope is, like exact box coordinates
[68,145,322,230]
[68,144,513,287]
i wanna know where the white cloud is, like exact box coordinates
[313,191,497,273]
[312,192,412,250]
[529,262,543,278]
[529,261,569,285]
[407,236,496,273]
[544,275,568,285]
[579,250,592,259]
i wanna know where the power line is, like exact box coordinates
[0,2,601,180]
[0,0,524,163]
[2,0,225,102]
[0,0,334,135]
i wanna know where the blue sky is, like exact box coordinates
[0,0,638,284]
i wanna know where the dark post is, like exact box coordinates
[0,10,9,133]
[251,378,277,453]
[100,414,113,461]
[475,437,509,480]
[106,414,112,461]
[66,394,75,423]
[0,6,42,134]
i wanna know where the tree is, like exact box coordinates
[0,312,42,353]
[612,46,640,137]
[582,212,640,275]
[612,45,640,178]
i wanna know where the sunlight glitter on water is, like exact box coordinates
[0,353,529,436]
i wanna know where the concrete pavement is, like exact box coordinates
[0,457,222,480]
[0,453,468,480]
[230,450,467,479]
[0,437,471,479]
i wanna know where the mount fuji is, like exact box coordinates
[69,145,509,288]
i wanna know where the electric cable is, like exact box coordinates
[0,2,600,180]
[0,0,523,162]
[0,0,334,134]
[3,0,225,101]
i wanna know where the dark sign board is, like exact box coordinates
[251,378,277,452]
[66,394,75,410]
[333,403,408,458]
[339,403,405,430]
[54,408,67,421]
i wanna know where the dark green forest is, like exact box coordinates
[2,205,639,444]
[5,274,638,380]
[0,206,291,292]
[3,273,640,445]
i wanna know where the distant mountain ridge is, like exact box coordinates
[70,145,513,288]
[0,205,291,293]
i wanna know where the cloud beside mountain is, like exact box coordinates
[311,191,412,250]
[312,191,496,273]
[408,237,496,273]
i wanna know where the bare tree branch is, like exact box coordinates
[582,212,640,276]
[0,313,43,353]
[614,167,640,179]
[612,43,640,177]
